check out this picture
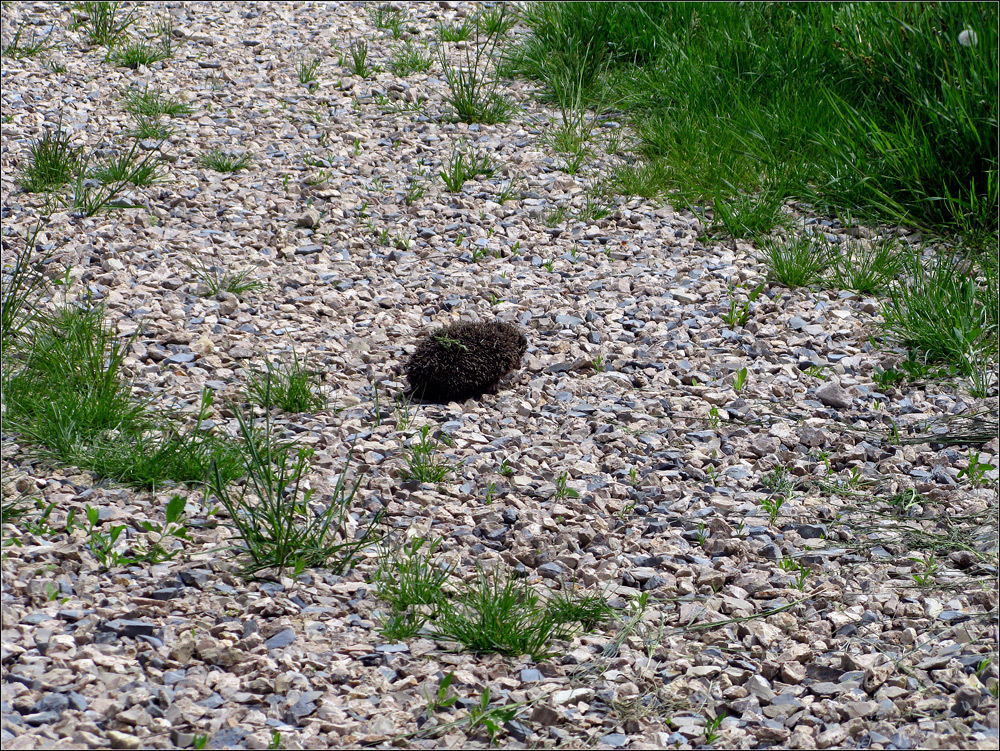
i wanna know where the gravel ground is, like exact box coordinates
[2,2,998,749]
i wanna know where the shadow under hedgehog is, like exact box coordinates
[404,320,528,403]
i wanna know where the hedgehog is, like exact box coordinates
[405,321,528,403]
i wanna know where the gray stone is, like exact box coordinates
[537,563,565,579]
[104,619,157,638]
[814,380,853,409]
[34,693,69,713]
[297,208,321,228]
[797,524,827,539]
[747,674,775,702]
[264,628,296,649]
[22,710,61,725]
[599,733,630,747]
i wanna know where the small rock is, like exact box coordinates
[814,380,853,409]
[264,628,296,649]
[108,730,142,750]
[297,208,321,228]
[599,733,630,748]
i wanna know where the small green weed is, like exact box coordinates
[553,472,580,500]
[3,22,54,58]
[720,283,763,328]
[909,553,939,587]
[440,142,495,192]
[83,505,128,569]
[424,672,459,716]
[762,465,795,496]
[401,425,458,483]
[958,451,995,488]
[757,235,831,288]
[347,40,370,77]
[391,40,433,76]
[246,352,327,414]
[703,712,726,746]
[199,148,252,173]
[466,686,518,744]
[20,123,81,193]
[123,88,192,118]
[733,367,748,392]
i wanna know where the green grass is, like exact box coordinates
[69,144,158,215]
[246,353,327,414]
[19,123,81,193]
[199,149,252,173]
[370,538,615,660]
[757,235,832,288]
[107,38,169,69]
[431,567,576,661]
[438,20,473,43]
[369,4,404,39]
[76,1,137,47]
[208,402,381,578]
[129,114,173,141]
[187,259,264,299]
[122,88,192,118]
[830,236,909,295]
[881,250,997,379]
[373,536,452,639]
[88,143,165,186]
[3,303,151,458]
[507,2,998,237]
[347,40,370,77]
[1,219,51,342]
[2,22,54,58]
[391,40,433,77]
[439,8,516,124]
[474,6,518,37]
[297,55,321,87]
[2,303,244,490]
[400,425,458,483]
[440,142,495,192]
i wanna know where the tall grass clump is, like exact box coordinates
[439,5,516,124]
[19,123,81,193]
[2,301,244,490]
[1,219,51,341]
[507,2,997,236]
[208,402,381,577]
[881,250,998,380]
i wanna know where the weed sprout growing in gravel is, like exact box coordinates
[439,6,516,124]
[209,401,380,578]
[19,122,81,193]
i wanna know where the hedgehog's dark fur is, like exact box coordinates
[405,321,528,403]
